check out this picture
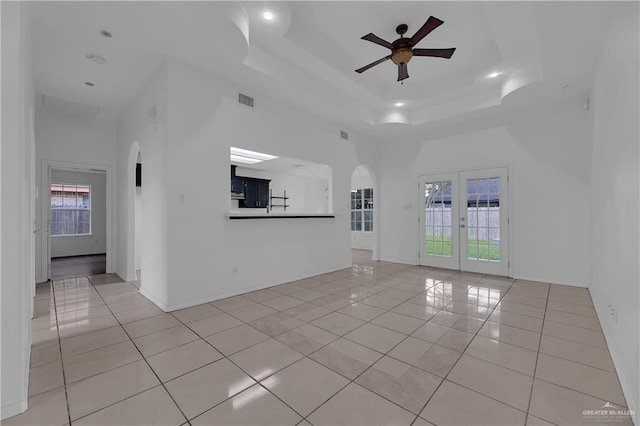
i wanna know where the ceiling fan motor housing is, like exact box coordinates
[391,46,413,65]
[391,34,414,65]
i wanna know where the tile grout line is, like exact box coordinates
[196,274,608,421]
[91,281,191,424]
[44,268,609,426]
[523,281,552,425]
[50,278,74,426]
[543,317,605,333]
[412,274,510,424]
[383,275,506,419]
[55,268,426,424]
[533,376,631,409]
[167,273,448,423]
[299,274,498,424]
[169,303,338,422]
[532,350,618,374]
[194,285,425,422]
[166,307,321,423]
[68,275,191,425]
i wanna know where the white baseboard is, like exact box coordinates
[138,287,169,312]
[592,298,639,425]
[377,256,416,266]
[143,263,354,312]
[1,397,28,421]
[512,275,588,287]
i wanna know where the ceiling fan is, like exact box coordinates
[355,16,456,82]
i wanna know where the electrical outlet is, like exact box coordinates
[232,266,238,275]
[608,304,617,325]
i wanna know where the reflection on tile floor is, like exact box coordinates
[6,249,632,425]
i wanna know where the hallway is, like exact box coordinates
[11,258,632,425]
[50,255,106,280]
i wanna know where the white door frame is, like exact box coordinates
[459,167,510,276]
[126,142,141,282]
[418,166,511,277]
[29,106,36,317]
[418,172,460,270]
[40,160,113,280]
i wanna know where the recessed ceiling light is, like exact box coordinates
[394,102,404,107]
[100,30,113,38]
[85,82,95,87]
[262,11,275,21]
[488,71,502,78]
[86,54,107,64]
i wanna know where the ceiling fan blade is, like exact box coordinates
[397,63,409,82]
[409,16,444,46]
[361,33,393,49]
[412,47,456,59]
[355,55,392,73]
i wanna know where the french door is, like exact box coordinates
[419,167,509,276]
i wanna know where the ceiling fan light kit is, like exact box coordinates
[355,16,456,83]
[391,47,413,66]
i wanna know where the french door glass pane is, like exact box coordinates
[351,211,362,231]
[363,188,373,209]
[466,177,500,261]
[351,190,362,209]
[363,210,372,231]
[425,181,452,257]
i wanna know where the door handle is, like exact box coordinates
[460,224,466,228]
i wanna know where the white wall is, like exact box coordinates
[1,1,35,419]
[589,3,639,421]
[50,170,107,257]
[35,107,117,281]
[351,165,375,250]
[234,166,329,214]
[378,99,592,286]
[117,59,377,311]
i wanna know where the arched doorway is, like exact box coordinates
[134,151,142,283]
[350,165,378,262]
[126,142,142,284]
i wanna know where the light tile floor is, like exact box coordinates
[7,250,632,425]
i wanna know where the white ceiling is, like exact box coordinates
[30,1,614,141]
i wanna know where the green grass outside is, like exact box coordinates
[426,235,500,260]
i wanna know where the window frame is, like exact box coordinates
[50,183,92,237]
[350,187,373,232]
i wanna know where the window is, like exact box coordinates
[351,188,373,232]
[51,184,91,236]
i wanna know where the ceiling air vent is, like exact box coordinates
[340,130,349,140]
[238,93,254,108]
